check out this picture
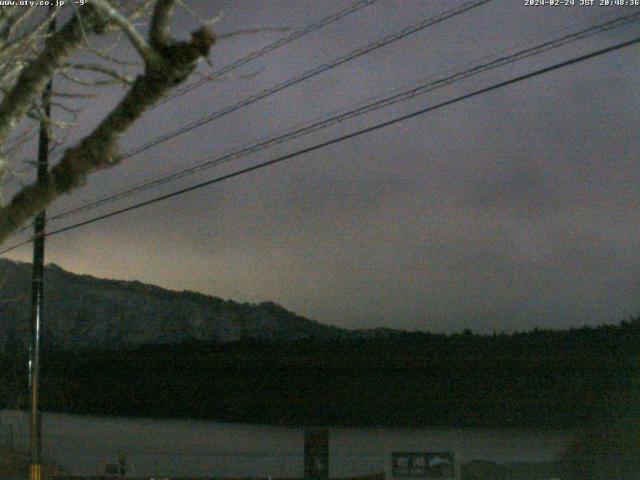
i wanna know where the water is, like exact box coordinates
[0,409,573,477]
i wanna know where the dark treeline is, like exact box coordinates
[1,318,639,429]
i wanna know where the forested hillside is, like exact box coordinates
[2,319,638,429]
[0,259,346,350]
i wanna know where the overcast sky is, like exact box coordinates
[3,0,639,333]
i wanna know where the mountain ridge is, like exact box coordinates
[0,258,350,350]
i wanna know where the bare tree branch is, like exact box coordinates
[65,62,134,85]
[60,68,133,87]
[0,7,57,64]
[52,91,99,99]
[0,7,35,42]
[125,0,158,22]
[91,0,161,66]
[149,0,176,50]
[0,8,108,145]
[0,3,216,243]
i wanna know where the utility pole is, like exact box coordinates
[29,7,56,480]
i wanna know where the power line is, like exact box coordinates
[118,0,494,160]
[41,0,496,223]
[155,0,379,107]
[1,34,636,256]
[43,11,639,225]
[0,2,374,193]
[8,0,493,237]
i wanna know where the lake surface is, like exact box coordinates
[1,410,573,477]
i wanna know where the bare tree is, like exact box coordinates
[0,0,216,244]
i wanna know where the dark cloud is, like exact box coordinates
[4,0,639,333]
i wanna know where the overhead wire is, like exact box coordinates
[155,0,379,107]
[116,0,494,161]
[41,11,639,225]
[1,34,637,256]
[1,0,491,249]
[0,1,377,189]
[27,0,496,226]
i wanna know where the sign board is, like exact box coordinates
[104,453,127,478]
[304,429,329,480]
[391,452,456,478]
